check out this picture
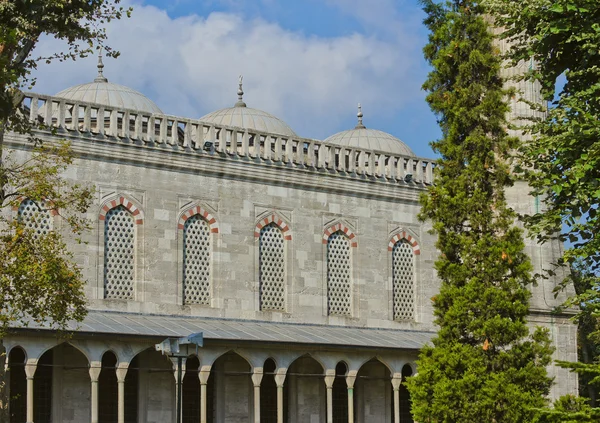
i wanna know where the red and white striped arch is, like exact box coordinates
[178,205,219,233]
[388,231,420,255]
[99,196,143,225]
[255,213,291,240]
[322,222,357,247]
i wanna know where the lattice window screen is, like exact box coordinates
[259,223,286,311]
[183,215,211,305]
[18,199,52,236]
[393,241,414,320]
[104,206,135,300]
[327,231,352,316]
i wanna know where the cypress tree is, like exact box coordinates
[406,1,554,421]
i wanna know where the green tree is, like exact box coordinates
[0,0,131,418]
[406,1,554,421]
[484,0,600,275]
[484,0,600,419]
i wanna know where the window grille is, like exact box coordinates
[18,199,52,236]
[327,231,352,316]
[183,215,211,305]
[392,241,414,320]
[259,223,286,311]
[104,206,135,300]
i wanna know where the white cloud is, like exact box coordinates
[31,1,426,140]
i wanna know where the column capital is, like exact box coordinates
[89,361,102,382]
[346,370,358,389]
[116,363,129,383]
[324,369,335,388]
[24,359,38,379]
[252,367,264,387]
[391,373,402,390]
[199,364,211,384]
[274,368,287,388]
[170,356,187,382]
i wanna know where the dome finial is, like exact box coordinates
[94,47,108,83]
[235,74,246,107]
[355,103,366,129]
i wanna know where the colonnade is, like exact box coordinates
[6,339,415,423]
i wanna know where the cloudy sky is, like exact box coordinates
[32,0,440,158]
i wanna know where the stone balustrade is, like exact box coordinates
[22,92,436,185]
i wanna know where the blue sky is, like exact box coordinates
[34,0,440,158]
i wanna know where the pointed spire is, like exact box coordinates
[94,48,108,83]
[235,74,246,107]
[355,103,366,129]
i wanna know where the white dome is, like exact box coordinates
[54,56,162,115]
[324,105,415,157]
[199,76,297,138]
[200,106,297,138]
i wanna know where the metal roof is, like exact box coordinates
[17,310,434,350]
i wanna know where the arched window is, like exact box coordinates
[104,205,135,299]
[183,215,212,305]
[392,241,415,321]
[17,198,52,236]
[327,231,352,316]
[259,223,286,311]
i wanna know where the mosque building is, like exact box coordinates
[3,54,577,423]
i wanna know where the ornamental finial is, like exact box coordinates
[235,74,246,107]
[355,103,365,129]
[94,48,108,83]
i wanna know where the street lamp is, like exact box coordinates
[155,333,204,423]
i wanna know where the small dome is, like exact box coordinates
[199,76,297,138]
[324,104,415,157]
[54,54,163,115]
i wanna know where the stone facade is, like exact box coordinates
[3,78,577,423]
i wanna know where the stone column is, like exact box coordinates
[89,361,102,423]
[116,365,129,423]
[274,369,287,423]
[252,367,264,423]
[170,357,187,423]
[391,374,402,423]
[24,359,37,423]
[324,369,336,423]
[199,365,211,423]
[346,371,357,423]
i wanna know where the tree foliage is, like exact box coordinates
[0,0,131,335]
[0,0,130,417]
[486,0,600,274]
[484,0,600,419]
[406,1,554,421]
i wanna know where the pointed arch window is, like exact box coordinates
[17,198,52,236]
[259,223,286,311]
[183,215,212,305]
[104,205,135,300]
[327,231,352,316]
[392,240,415,321]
